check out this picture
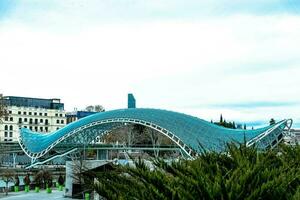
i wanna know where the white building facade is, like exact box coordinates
[0,96,66,142]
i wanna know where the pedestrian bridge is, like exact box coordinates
[18,108,292,160]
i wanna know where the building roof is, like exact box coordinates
[18,108,292,159]
[4,96,64,110]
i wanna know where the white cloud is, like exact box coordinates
[0,2,299,127]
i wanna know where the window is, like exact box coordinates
[23,111,27,115]
[4,139,7,141]
[61,120,64,124]
[55,113,58,117]
[18,111,21,115]
[24,118,28,122]
[45,127,48,132]
[40,119,43,123]
[4,132,8,137]
[57,127,60,130]
[35,119,38,124]
[5,116,8,121]
[39,113,42,116]
[29,112,32,115]
[56,119,59,124]
[10,117,13,121]
[29,126,32,130]
[40,127,43,132]
[44,113,47,116]
[9,125,13,130]
[34,112,37,115]
[18,118,22,123]
[9,132,13,137]
[35,127,38,131]
[29,118,33,124]
[45,119,49,125]
[59,114,63,117]
[4,125,8,130]
[9,110,12,114]
[24,126,27,128]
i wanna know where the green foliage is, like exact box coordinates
[84,143,300,200]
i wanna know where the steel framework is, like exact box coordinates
[18,108,292,161]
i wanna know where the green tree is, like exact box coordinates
[84,143,300,200]
[270,118,276,125]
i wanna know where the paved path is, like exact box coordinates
[0,189,71,200]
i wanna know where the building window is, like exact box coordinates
[29,118,33,124]
[24,126,27,128]
[5,116,8,121]
[9,132,13,137]
[34,112,37,116]
[45,127,48,132]
[24,118,28,122]
[40,127,43,132]
[18,111,21,115]
[23,111,27,115]
[9,110,12,114]
[45,119,49,125]
[44,113,47,116]
[40,119,43,123]
[9,125,13,130]
[10,117,13,121]
[59,114,63,117]
[4,139,7,141]
[61,120,64,124]
[57,127,60,130]
[29,112,32,115]
[35,127,38,131]
[4,125,8,130]
[29,126,32,130]
[55,113,58,117]
[56,119,59,124]
[35,119,38,124]
[18,118,22,123]
[39,113,43,116]
[4,132,8,137]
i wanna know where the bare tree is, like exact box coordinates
[1,169,15,195]
[94,105,105,112]
[85,105,94,112]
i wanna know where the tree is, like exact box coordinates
[94,105,105,112]
[85,105,105,112]
[23,173,31,186]
[270,118,276,125]
[85,144,300,200]
[85,105,94,112]
[34,170,52,189]
[2,169,15,195]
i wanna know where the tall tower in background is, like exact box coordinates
[128,93,136,108]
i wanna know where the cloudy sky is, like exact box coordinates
[0,0,299,128]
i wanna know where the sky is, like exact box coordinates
[0,0,300,128]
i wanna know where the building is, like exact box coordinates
[128,93,136,108]
[284,129,300,145]
[0,96,66,142]
[66,111,98,124]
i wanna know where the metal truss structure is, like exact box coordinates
[18,108,292,162]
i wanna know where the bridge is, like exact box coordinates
[18,108,292,164]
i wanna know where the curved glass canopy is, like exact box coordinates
[18,108,292,159]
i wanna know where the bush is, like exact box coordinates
[84,143,300,200]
